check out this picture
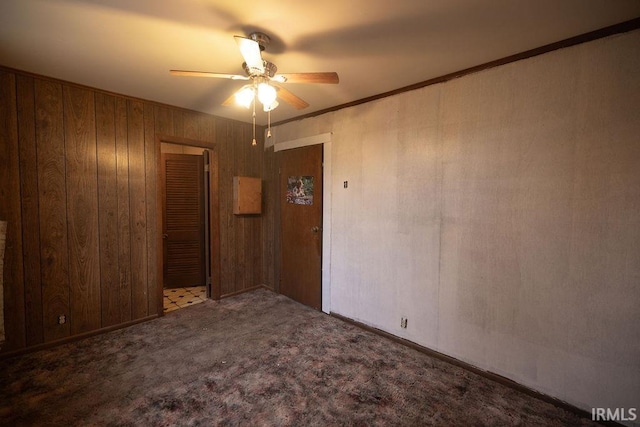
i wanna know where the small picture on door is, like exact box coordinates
[287,176,314,205]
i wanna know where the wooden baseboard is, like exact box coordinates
[330,312,619,427]
[1,286,276,358]
[220,284,274,300]
[0,314,158,360]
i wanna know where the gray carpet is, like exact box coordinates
[0,288,598,426]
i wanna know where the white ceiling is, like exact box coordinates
[1,0,639,125]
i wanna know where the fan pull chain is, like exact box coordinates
[267,110,272,139]
[251,96,257,146]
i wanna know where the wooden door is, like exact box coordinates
[280,144,323,309]
[162,153,205,288]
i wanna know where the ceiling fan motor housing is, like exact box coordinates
[242,61,277,78]
[264,61,277,77]
[249,32,270,51]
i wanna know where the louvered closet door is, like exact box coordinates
[162,153,205,288]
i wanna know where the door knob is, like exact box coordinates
[311,226,320,233]
[162,233,168,239]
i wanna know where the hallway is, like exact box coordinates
[163,286,206,313]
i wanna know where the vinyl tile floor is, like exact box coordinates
[163,286,207,313]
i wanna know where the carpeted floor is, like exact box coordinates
[0,288,598,426]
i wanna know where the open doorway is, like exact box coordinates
[159,140,218,314]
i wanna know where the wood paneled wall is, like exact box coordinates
[261,146,278,292]
[0,67,266,353]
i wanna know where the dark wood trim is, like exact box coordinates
[330,312,622,427]
[273,17,640,127]
[0,314,158,360]
[220,284,272,300]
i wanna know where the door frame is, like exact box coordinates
[274,133,332,314]
[155,135,220,316]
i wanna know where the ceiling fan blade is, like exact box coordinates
[234,36,264,75]
[222,84,256,108]
[221,91,237,106]
[275,85,309,110]
[273,72,339,84]
[170,70,249,80]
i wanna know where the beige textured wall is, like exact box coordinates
[270,30,640,414]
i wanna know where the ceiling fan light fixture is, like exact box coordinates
[263,100,279,112]
[257,82,277,108]
[235,85,255,108]
[171,32,339,145]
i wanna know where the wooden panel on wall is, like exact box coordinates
[16,74,44,346]
[183,112,199,140]
[248,126,263,290]
[1,66,267,353]
[0,70,26,351]
[144,103,159,316]
[64,85,101,335]
[262,145,277,291]
[200,114,215,142]
[234,124,248,293]
[95,92,120,327]
[35,79,71,342]
[214,121,266,296]
[154,106,172,136]
[209,145,221,300]
[237,124,263,293]
[115,97,132,323]
[172,110,184,138]
[154,106,172,308]
[180,112,210,143]
[127,99,148,319]
[218,121,235,296]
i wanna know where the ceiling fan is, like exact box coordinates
[170,32,339,113]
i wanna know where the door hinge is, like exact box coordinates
[206,276,212,286]
[204,164,210,172]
